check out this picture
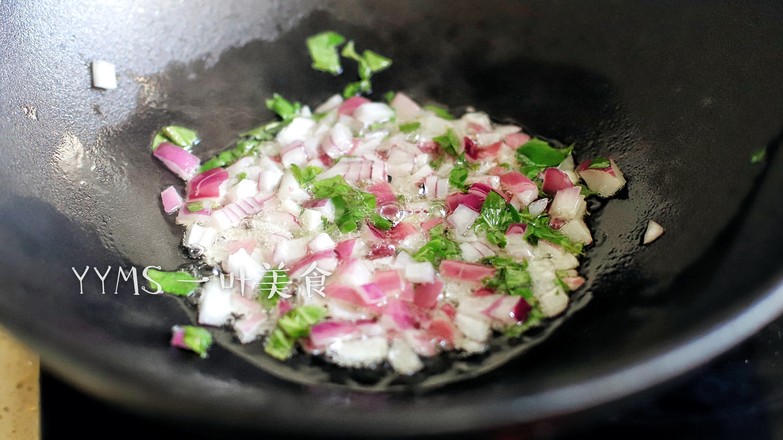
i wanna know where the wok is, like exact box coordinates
[1,0,783,436]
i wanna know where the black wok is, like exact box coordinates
[1,0,783,436]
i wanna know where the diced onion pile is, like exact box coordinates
[153,92,626,374]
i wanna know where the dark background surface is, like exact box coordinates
[42,316,783,440]
[2,0,783,436]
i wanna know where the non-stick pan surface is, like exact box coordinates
[1,0,783,436]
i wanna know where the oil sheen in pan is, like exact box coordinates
[169,119,611,392]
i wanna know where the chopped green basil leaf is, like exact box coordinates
[473,191,521,248]
[186,201,204,213]
[265,306,327,360]
[258,269,290,304]
[398,121,421,133]
[339,40,392,97]
[751,147,767,164]
[383,91,396,103]
[370,213,393,230]
[310,176,356,198]
[413,235,462,265]
[505,306,544,337]
[306,31,346,75]
[235,172,247,181]
[516,138,573,168]
[433,129,461,157]
[151,131,168,151]
[264,328,295,360]
[290,164,323,185]
[175,325,213,358]
[151,126,199,151]
[146,269,202,296]
[448,164,469,191]
[587,157,611,169]
[522,215,583,255]
[482,256,533,299]
[423,104,455,120]
[266,93,302,121]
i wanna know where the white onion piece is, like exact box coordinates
[300,209,323,233]
[403,261,435,284]
[91,60,117,89]
[160,186,183,214]
[455,312,491,342]
[643,220,665,244]
[314,94,343,113]
[183,224,216,251]
[528,199,548,216]
[272,236,310,265]
[390,92,421,121]
[210,195,271,231]
[308,232,336,252]
[258,167,283,193]
[388,338,424,375]
[280,142,308,167]
[198,279,233,327]
[549,187,586,220]
[448,204,480,235]
[225,248,265,288]
[578,158,626,197]
[325,336,389,368]
[276,117,316,146]
[229,179,259,202]
[321,123,353,159]
[558,219,593,245]
[537,287,569,317]
[459,241,496,263]
[354,103,395,126]
[276,172,309,203]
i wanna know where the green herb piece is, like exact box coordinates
[521,214,583,255]
[146,269,202,296]
[310,176,382,233]
[449,164,469,191]
[413,236,462,265]
[505,307,544,338]
[266,93,302,121]
[516,138,573,178]
[200,119,288,173]
[290,164,323,185]
[413,226,462,265]
[433,129,461,157]
[151,126,199,151]
[423,104,455,120]
[473,191,521,248]
[306,31,346,75]
[186,201,204,213]
[258,269,291,305]
[173,325,213,358]
[369,213,393,230]
[482,256,534,299]
[310,176,357,198]
[264,306,327,360]
[277,306,328,338]
[751,147,767,164]
[235,172,247,181]
[587,157,611,169]
[383,91,396,103]
[240,120,286,141]
[340,40,392,97]
[264,328,295,360]
[398,121,421,133]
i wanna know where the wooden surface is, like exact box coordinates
[0,327,39,440]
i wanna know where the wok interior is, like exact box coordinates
[1,0,783,434]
